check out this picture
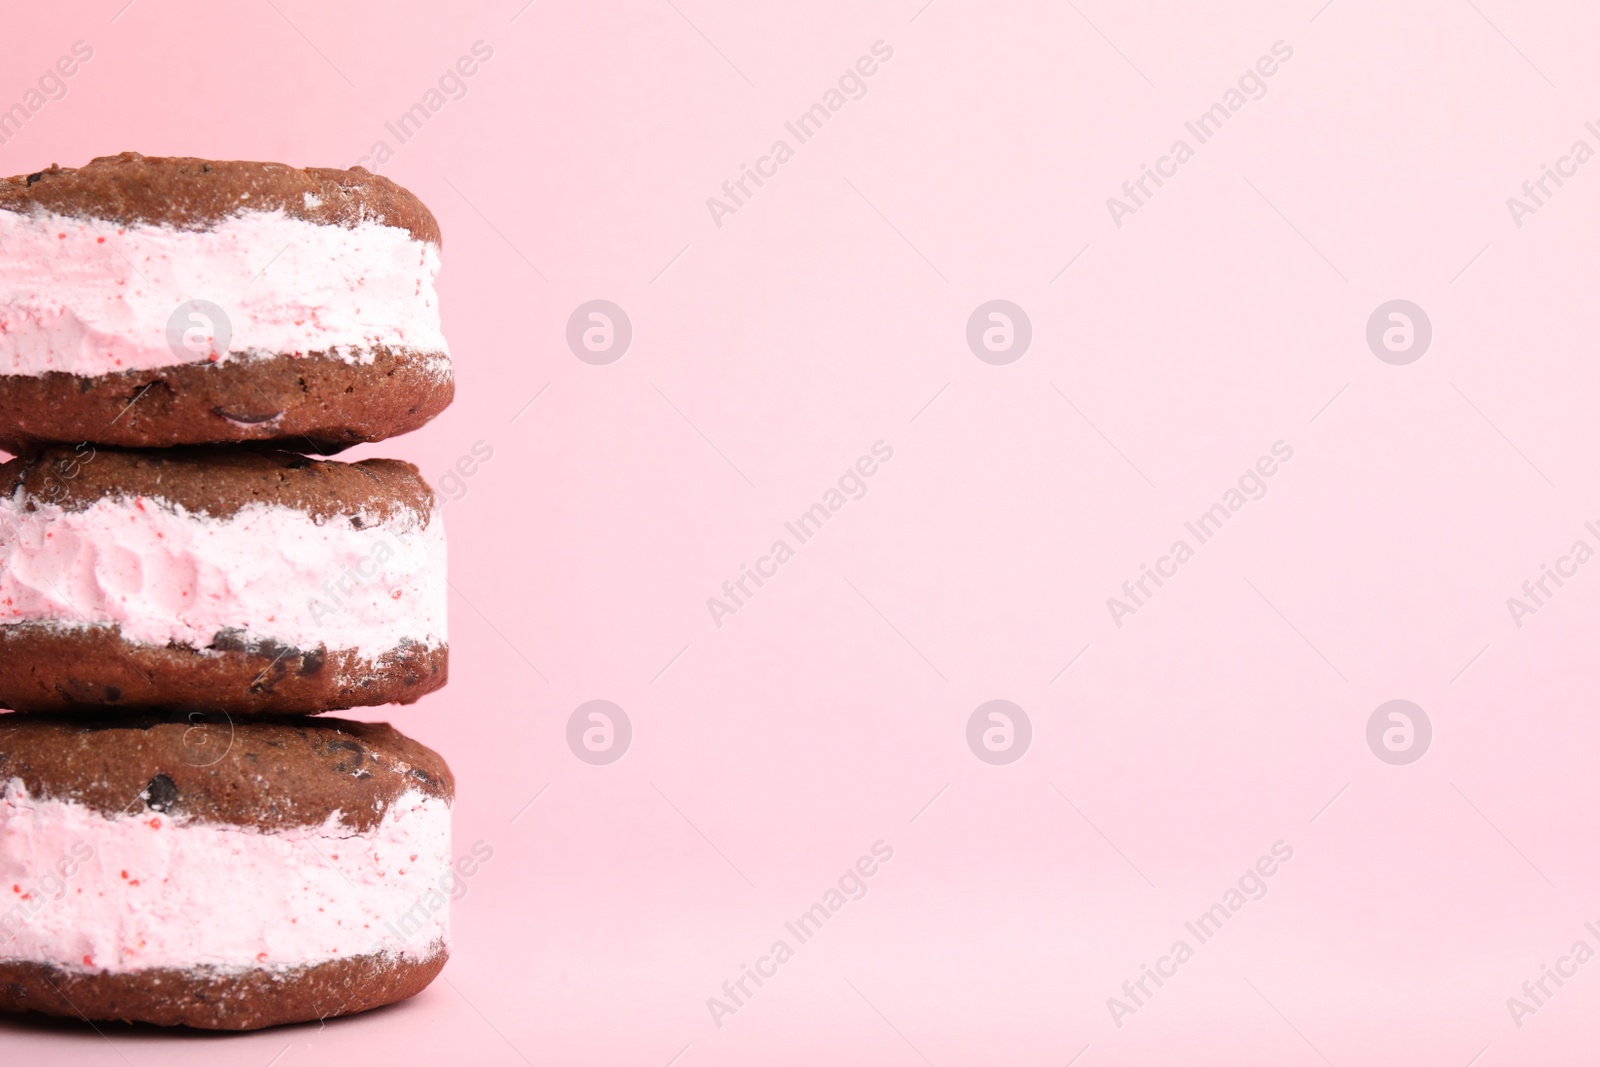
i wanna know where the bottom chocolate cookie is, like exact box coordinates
[0,346,453,454]
[0,714,459,1030]
[0,949,447,1031]
[0,623,447,715]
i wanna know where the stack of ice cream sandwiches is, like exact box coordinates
[0,154,455,1030]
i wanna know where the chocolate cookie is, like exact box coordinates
[0,153,453,452]
[0,714,457,1030]
[0,446,447,715]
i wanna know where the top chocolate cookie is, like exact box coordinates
[1,153,441,242]
[0,153,453,453]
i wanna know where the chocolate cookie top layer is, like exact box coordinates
[1,446,435,525]
[0,714,452,832]
[0,152,439,244]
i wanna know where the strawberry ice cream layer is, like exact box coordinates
[0,494,446,662]
[0,207,448,378]
[0,780,450,973]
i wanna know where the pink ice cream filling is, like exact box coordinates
[0,493,447,661]
[0,206,449,378]
[0,779,452,973]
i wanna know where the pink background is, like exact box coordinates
[3,0,1598,1063]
